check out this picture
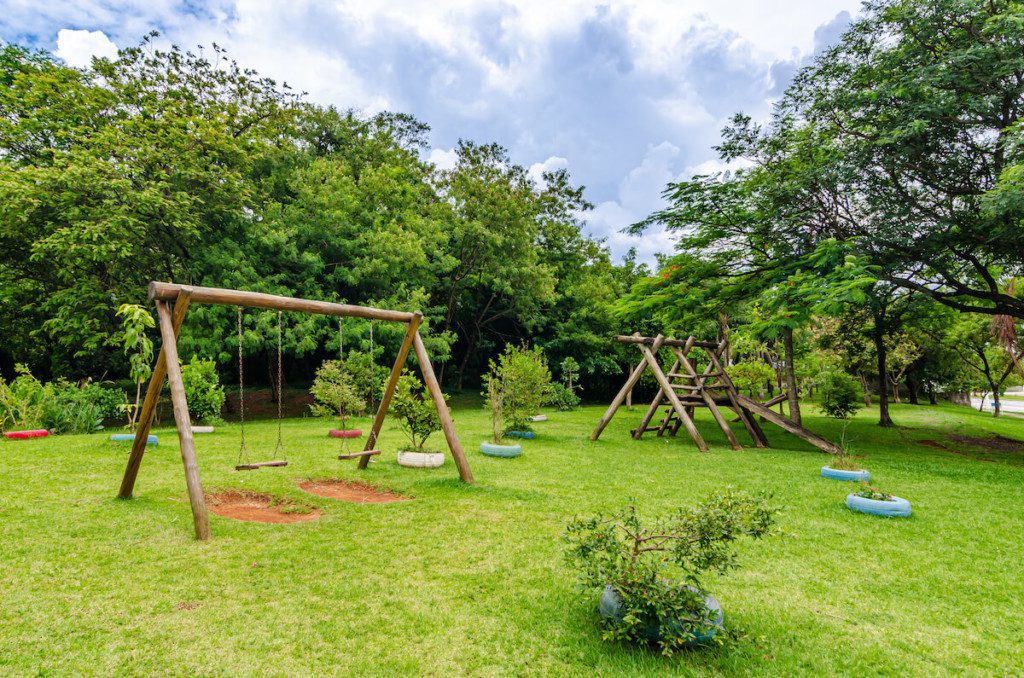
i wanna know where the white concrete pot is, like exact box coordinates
[192,426,215,434]
[528,414,548,422]
[397,450,445,468]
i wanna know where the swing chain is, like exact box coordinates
[274,310,286,458]
[236,306,249,466]
[367,320,377,449]
[338,316,349,454]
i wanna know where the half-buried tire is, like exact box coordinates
[329,429,362,439]
[821,466,870,482]
[846,493,911,517]
[480,442,522,458]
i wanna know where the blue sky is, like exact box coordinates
[2,0,862,263]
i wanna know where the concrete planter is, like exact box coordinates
[397,450,444,468]
[192,426,215,434]
[599,584,723,647]
[821,466,870,482]
[480,441,522,458]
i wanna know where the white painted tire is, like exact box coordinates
[397,451,445,468]
[528,414,548,422]
[192,426,215,434]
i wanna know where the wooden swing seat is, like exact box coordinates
[235,460,289,471]
[338,450,381,460]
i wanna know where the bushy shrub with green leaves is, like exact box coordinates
[341,350,386,415]
[181,357,225,424]
[564,491,777,655]
[309,359,365,420]
[820,371,863,469]
[391,371,443,453]
[483,345,552,440]
[544,382,581,411]
[853,482,894,501]
[0,365,48,431]
[41,381,115,434]
[726,360,775,397]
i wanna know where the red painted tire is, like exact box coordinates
[328,429,363,439]
[4,429,49,439]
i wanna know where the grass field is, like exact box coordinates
[2,400,1023,675]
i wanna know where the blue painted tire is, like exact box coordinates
[599,585,722,646]
[506,430,535,440]
[480,442,522,458]
[846,493,911,517]
[110,434,158,445]
[821,466,870,482]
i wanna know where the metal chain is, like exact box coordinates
[367,320,377,449]
[274,310,286,459]
[236,306,249,466]
[338,316,348,453]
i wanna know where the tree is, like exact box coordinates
[114,304,155,432]
[941,314,1018,416]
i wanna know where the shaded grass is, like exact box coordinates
[1,401,1022,675]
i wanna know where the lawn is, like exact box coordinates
[1,400,1023,675]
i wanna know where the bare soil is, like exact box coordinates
[946,433,1024,453]
[298,479,410,503]
[206,490,322,524]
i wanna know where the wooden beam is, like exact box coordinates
[635,337,692,440]
[638,339,708,452]
[672,345,742,450]
[149,281,414,324]
[735,394,840,454]
[155,301,211,540]
[118,289,191,499]
[414,331,474,483]
[707,347,769,448]
[591,334,666,441]
[359,314,423,468]
[614,334,718,350]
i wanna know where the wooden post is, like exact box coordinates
[591,335,665,441]
[638,338,708,452]
[672,345,742,450]
[707,346,769,447]
[118,289,192,499]
[155,300,210,540]
[359,314,423,468]
[413,331,474,483]
[634,337,690,440]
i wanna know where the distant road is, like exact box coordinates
[971,397,1024,414]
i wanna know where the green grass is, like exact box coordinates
[1,401,1023,675]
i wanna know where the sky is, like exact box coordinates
[1,0,863,264]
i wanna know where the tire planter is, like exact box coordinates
[821,466,870,482]
[328,429,363,439]
[528,414,548,423]
[110,434,158,445]
[192,426,215,434]
[599,584,723,647]
[397,450,445,468]
[480,441,522,458]
[506,430,535,440]
[3,429,49,440]
[846,493,912,517]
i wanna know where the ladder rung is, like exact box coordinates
[338,450,381,460]
[667,372,696,379]
[671,384,700,390]
[702,371,724,378]
[235,460,288,471]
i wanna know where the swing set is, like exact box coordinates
[118,282,474,540]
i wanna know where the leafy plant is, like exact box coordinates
[341,350,386,415]
[727,360,776,398]
[819,371,864,470]
[115,304,155,432]
[41,380,118,434]
[482,345,552,440]
[0,365,48,431]
[309,359,365,420]
[180,356,225,424]
[391,371,443,453]
[564,491,777,655]
[853,482,894,502]
[544,382,581,412]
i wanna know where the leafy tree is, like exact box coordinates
[391,372,443,452]
[309,359,364,420]
[115,304,154,432]
[180,357,225,424]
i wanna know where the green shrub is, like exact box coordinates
[309,359,365,419]
[341,350,386,415]
[853,482,894,501]
[181,356,225,424]
[564,491,777,655]
[727,360,775,397]
[820,371,863,470]
[391,371,443,453]
[482,345,552,440]
[41,381,115,434]
[0,365,48,431]
[544,382,581,411]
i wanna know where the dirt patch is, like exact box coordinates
[946,433,1024,453]
[298,479,410,504]
[206,491,322,524]
[918,439,949,450]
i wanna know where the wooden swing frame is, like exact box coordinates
[117,282,474,540]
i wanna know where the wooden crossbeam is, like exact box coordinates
[638,338,707,452]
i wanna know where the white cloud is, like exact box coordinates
[527,156,568,185]
[54,28,117,67]
[427,147,459,171]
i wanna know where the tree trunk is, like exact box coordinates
[927,382,937,405]
[858,372,872,406]
[907,377,920,405]
[873,327,893,427]
[892,380,901,404]
[455,327,480,392]
[779,327,801,424]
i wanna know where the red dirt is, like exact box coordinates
[918,439,948,450]
[298,479,410,503]
[206,491,322,524]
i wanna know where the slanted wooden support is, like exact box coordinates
[359,313,422,468]
[155,300,210,540]
[119,288,192,499]
[414,331,474,483]
[672,344,742,450]
[706,346,769,448]
[592,334,665,441]
[735,394,840,454]
[638,339,708,452]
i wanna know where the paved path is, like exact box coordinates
[971,397,1024,414]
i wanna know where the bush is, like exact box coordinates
[564,491,777,655]
[0,365,48,431]
[544,382,581,411]
[41,381,119,434]
[854,482,894,501]
[181,357,225,424]
[391,371,443,452]
[309,359,365,420]
[820,371,863,420]
[727,360,775,397]
[482,345,552,441]
[341,350,387,415]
